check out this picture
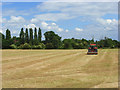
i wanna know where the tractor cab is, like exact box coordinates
[87,44,98,55]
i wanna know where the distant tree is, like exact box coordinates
[2,40,10,49]
[0,33,3,48]
[20,28,24,39]
[63,38,86,49]
[29,28,33,45]
[6,29,11,40]
[33,27,39,45]
[34,27,37,40]
[0,33,5,40]
[113,40,119,48]
[12,36,17,44]
[14,37,21,46]
[2,39,14,49]
[25,28,29,43]
[44,31,61,49]
[0,33,2,41]
[13,36,16,40]
[118,42,120,48]
[38,27,42,42]
[79,43,84,49]
[98,39,104,48]
[45,43,54,49]
[2,28,120,49]
[63,39,73,49]
[104,37,113,48]
[19,28,24,44]
[88,39,94,44]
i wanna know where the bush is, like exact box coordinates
[2,39,14,49]
[32,43,45,49]
[10,44,17,49]
[40,43,45,49]
[18,43,31,49]
[36,45,42,49]
[32,45,37,49]
[59,44,64,49]
[46,43,54,49]
[22,43,31,49]
[17,44,23,49]
[73,43,80,49]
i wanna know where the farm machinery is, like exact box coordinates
[87,44,98,55]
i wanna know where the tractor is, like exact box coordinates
[87,44,98,55]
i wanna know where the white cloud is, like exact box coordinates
[2,18,7,23]
[41,21,48,29]
[40,21,64,32]
[96,18,117,25]
[51,23,56,26]
[65,29,69,32]
[24,24,37,29]
[106,19,112,24]
[96,18,117,32]
[31,13,75,22]
[2,16,27,36]
[0,29,2,33]
[75,27,83,32]
[13,30,17,34]
[2,2,118,40]
[105,27,112,31]
[36,2,117,21]
[31,18,39,23]
[3,9,31,16]
[58,28,63,32]
[8,16,25,23]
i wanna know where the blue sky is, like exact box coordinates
[2,2,118,40]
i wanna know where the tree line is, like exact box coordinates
[0,27,120,49]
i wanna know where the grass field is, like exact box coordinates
[2,49,118,88]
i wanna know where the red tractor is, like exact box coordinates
[87,44,98,55]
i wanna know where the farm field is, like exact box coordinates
[2,49,118,88]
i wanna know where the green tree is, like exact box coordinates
[38,27,42,42]
[33,27,39,45]
[63,39,73,49]
[29,28,33,45]
[0,32,5,40]
[98,39,104,48]
[0,33,5,40]
[6,29,11,40]
[45,43,54,49]
[2,39,14,49]
[0,33,3,49]
[25,28,29,43]
[44,31,61,49]
[113,40,119,48]
[14,37,21,46]
[34,27,37,40]
[104,37,113,48]
[19,28,24,44]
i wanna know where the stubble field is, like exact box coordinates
[2,49,118,88]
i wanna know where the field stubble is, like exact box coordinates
[2,49,118,88]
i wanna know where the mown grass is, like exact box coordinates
[2,49,118,88]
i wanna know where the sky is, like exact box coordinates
[1,2,118,40]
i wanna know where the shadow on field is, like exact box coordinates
[86,54,98,55]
